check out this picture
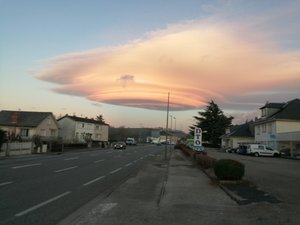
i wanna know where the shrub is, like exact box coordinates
[214,159,245,180]
[196,154,217,169]
[0,129,6,149]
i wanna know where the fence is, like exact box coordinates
[0,142,43,156]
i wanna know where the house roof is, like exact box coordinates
[269,99,300,120]
[58,115,109,125]
[0,110,53,127]
[260,102,285,109]
[222,123,254,138]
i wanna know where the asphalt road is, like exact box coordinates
[0,145,164,225]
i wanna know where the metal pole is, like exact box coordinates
[165,92,170,160]
[174,117,176,131]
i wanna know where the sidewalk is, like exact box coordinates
[59,149,239,225]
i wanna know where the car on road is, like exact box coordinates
[247,144,280,157]
[125,137,137,145]
[114,142,126,150]
[237,145,248,155]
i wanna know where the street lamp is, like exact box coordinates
[170,115,173,131]
[174,116,176,131]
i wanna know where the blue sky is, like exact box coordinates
[1,0,300,131]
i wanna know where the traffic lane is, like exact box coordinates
[206,149,300,204]
[5,156,159,225]
[0,148,132,185]
[0,147,163,225]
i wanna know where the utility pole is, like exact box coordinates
[165,92,170,160]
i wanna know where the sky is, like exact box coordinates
[1,0,300,132]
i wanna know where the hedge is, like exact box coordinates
[214,159,245,180]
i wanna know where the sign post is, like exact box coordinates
[193,127,203,151]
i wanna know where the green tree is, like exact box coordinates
[95,114,105,123]
[189,100,233,146]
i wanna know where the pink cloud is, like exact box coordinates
[37,22,300,111]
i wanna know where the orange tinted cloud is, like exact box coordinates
[37,22,300,111]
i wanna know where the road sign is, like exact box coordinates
[194,127,202,147]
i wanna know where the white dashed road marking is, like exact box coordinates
[0,181,13,187]
[110,168,122,174]
[12,163,41,169]
[64,157,79,161]
[94,159,105,163]
[83,176,105,186]
[55,166,78,173]
[15,191,71,217]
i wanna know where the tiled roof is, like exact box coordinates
[58,115,108,125]
[222,123,254,138]
[0,111,53,127]
[260,102,285,109]
[270,99,300,120]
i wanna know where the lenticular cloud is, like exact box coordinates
[37,22,300,111]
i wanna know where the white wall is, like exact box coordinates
[58,117,76,142]
[276,121,300,133]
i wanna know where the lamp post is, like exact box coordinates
[170,115,173,144]
[174,117,176,131]
[165,92,170,160]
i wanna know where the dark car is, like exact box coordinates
[237,145,248,155]
[114,142,126,150]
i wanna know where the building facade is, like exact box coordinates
[58,115,109,145]
[0,110,59,141]
[254,99,300,156]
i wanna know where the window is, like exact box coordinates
[262,108,267,117]
[262,124,266,133]
[50,129,56,137]
[256,126,261,135]
[41,129,46,136]
[268,124,273,134]
[20,129,29,137]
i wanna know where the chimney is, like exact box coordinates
[11,112,19,124]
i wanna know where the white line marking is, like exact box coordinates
[55,166,78,173]
[12,163,41,169]
[15,191,71,217]
[83,176,105,186]
[110,167,122,174]
[0,181,13,187]
[64,157,78,161]
[125,162,132,167]
[94,159,105,163]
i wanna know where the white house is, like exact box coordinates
[254,99,300,156]
[58,115,109,145]
[0,110,59,141]
[221,122,255,149]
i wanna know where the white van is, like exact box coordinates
[247,144,280,157]
[125,137,137,145]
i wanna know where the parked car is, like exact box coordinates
[237,145,247,155]
[225,147,237,153]
[114,142,126,150]
[279,148,291,157]
[247,144,280,157]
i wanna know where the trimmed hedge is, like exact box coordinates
[214,159,245,180]
[195,153,217,169]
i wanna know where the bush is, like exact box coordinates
[0,129,6,149]
[214,159,245,180]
